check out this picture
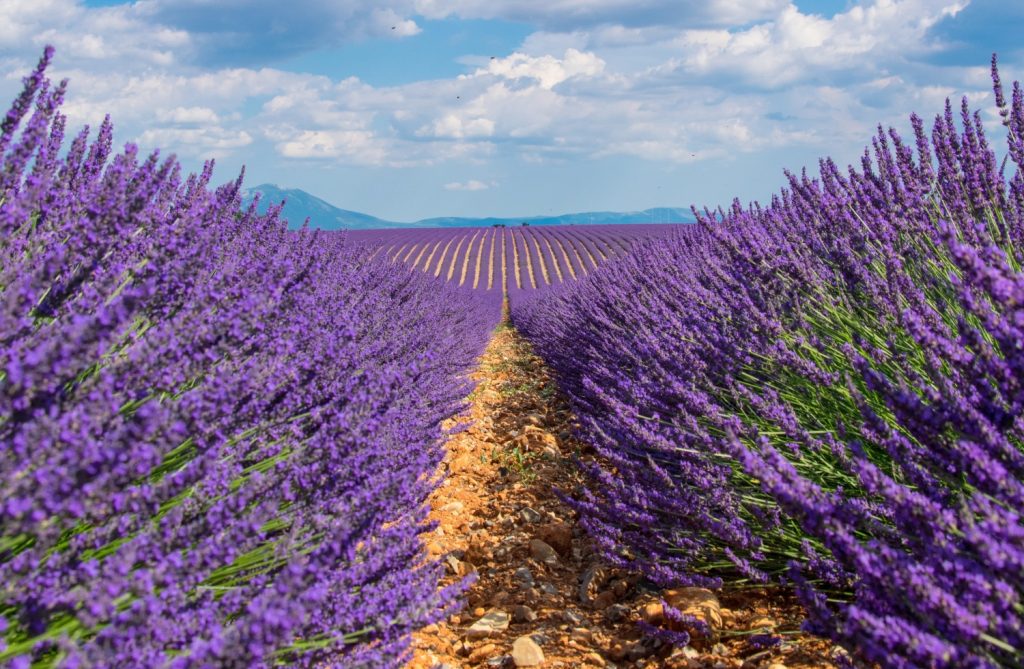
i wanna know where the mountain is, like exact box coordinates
[241,184,694,230]
[241,184,403,230]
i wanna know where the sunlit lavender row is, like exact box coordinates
[0,49,501,667]
[513,57,1024,669]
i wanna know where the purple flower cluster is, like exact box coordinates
[1,50,500,667]
[514,56,1024,668]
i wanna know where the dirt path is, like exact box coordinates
[409,315,837,669]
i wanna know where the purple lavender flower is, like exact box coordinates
[512,56,1024,669]
[1,48,500,667]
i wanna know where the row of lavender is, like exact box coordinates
[347,224,678,294]
[514,58,1024,668]
[0,50,501,667]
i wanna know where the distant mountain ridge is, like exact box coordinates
[241,183,694,231]
[240,184,402,230]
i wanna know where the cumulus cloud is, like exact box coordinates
[444,179,494,191]
[652,0,970,88]
[136,126,253,159]
[0,0,1010,189]
[269,128,385,162]
[476,48,605,89]
[0,0,191,67]
[156,106,220,124]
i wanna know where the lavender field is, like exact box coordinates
[347,224,679,295]
[2,45,1024,669]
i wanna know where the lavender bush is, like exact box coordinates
[513,56,1024,668]
[0,49,500,667]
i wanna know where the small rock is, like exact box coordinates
[513,605,538,623]
[511,635,545,667]
[539,582,558,595]
[523,413,544,426]
[466,610,511,639]
[465,540,492,565]
[562,610,584,625]
[592,590,617,610]
[519,507,543,523]
[474,607,487,617]
[584,652,606,667]
[831,645,852,661]
[469,643,498,664]
[536,522,573,556]
[749,616,776,630]
[529,539,559,566]
[487,656,514,668]
[767,664,788,669]
[515,567,535,589]
[571,627,592,642]
[605,604,630,623]
[441,501,465,513]
[446,555,476,578]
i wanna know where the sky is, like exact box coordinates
[0,0,1021,221]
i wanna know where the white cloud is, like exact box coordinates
[476,48,605,89]
[370,7,421,37]
[444,179,494,191]
[272,128,382,161]
[0,0,193,65]
[156,106,220,124]
[661,0,970,87]
[136,126,253,159]
[419,114,496,138]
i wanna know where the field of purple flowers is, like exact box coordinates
[347,224,678,298]
[5,42,1024,669]
[0,49,500,667]
[513,57,1024,668]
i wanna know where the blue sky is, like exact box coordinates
[1,0,1021,221]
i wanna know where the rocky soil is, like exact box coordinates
[408,318,839,669]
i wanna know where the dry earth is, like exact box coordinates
[408,316,839,669]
